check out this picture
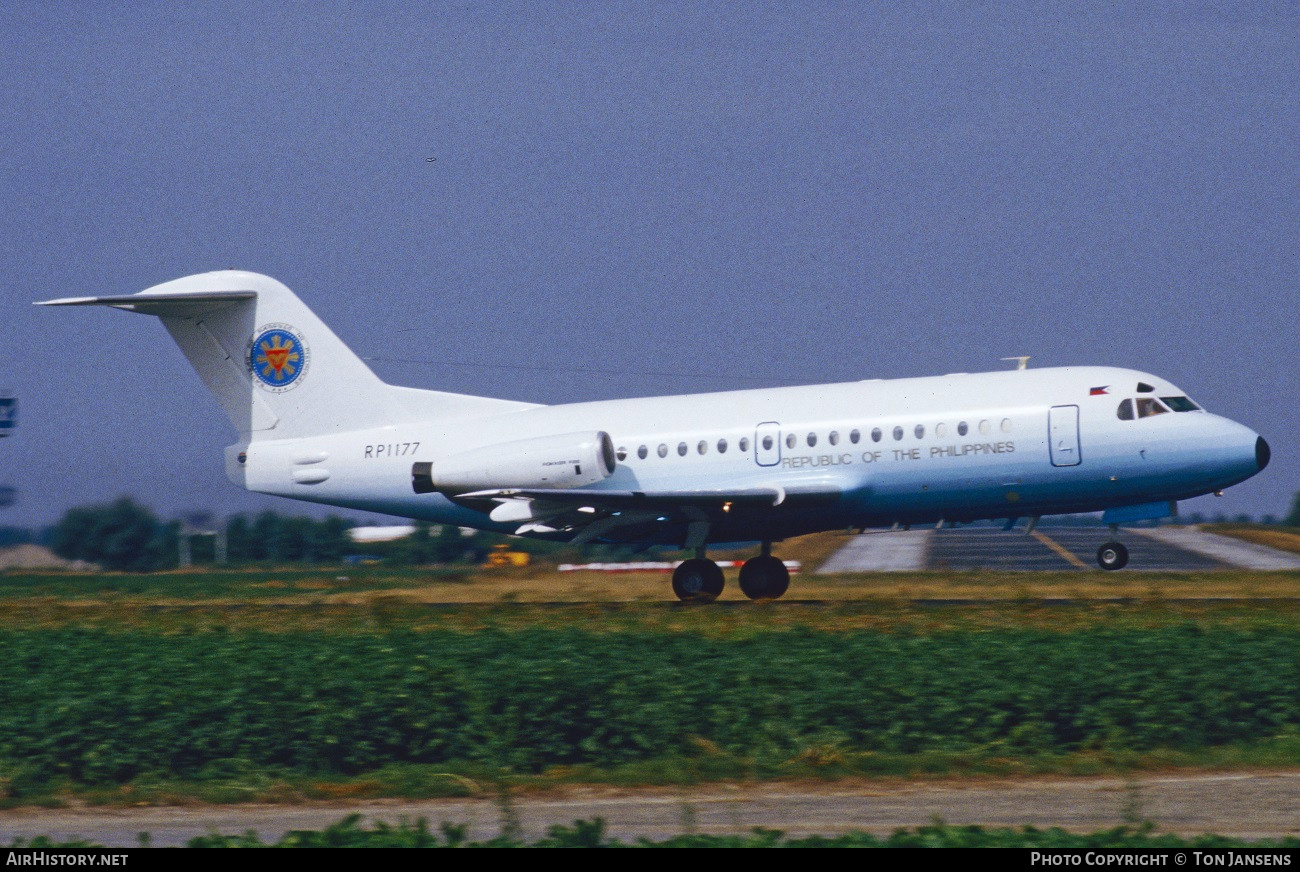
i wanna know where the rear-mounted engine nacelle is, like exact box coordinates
[412,431,616,494]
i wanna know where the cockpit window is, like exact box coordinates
[1117,399,1134,421]
[1136,382,1155,393]
[1161,396,1200,412]
[1135,397,1169,418]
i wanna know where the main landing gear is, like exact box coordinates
[670,557,725,602]
[670,542,791,603]
[738,541,790,600]
[1096,524,1129,571]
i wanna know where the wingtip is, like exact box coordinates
[34,297,97,307]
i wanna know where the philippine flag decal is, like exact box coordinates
[249,324,310,392]
[1089,386,1110,396]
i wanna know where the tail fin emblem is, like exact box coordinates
[249,326,309,391]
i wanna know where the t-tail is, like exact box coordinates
[37,270,537,442]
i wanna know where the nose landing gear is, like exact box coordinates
[1096,524,1129,571]
[1097,541,1129,571]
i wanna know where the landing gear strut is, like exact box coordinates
[738,541,790,601]
[1097,524,1129,571]
[671,558,725,602]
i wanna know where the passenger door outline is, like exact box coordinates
[1048,405,1082,467]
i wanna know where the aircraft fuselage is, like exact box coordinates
[232,364,1266,545]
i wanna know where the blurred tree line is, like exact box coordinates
[224,513,353,563]
[41,498,524,572]
[49,498,179,572]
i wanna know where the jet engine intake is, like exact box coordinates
[412,431,615,494]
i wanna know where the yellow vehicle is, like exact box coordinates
[485,543,530,568]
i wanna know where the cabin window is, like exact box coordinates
[739,437,750,452]
[1117,399,1134,421]
[1001,418,1012,433]
[892,426,904,441]
[717,438,728,453]
[762,435,774,451]
[616,446,628,461]
[978,420,991,435]
[657,444,668,458]
[829,431,840,445]
[677,441,688,456]
[1135,398,1168,419]
[1161,396,1200,412]
[637,445,648,460]
[871,427,882,442]
[697,440,708,455]
[958,421,968,436]
[914,424,925,439]
[786,433,797,449]
[935,423,947,438]
[807,432,817,447]
[850,429,861,444]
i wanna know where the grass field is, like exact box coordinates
[1,567,1297,638]
[1207,524,1300,554]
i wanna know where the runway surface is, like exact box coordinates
[3,772,1296,846]
[819,525,1300,573]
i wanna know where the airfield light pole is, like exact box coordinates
[0,393,16,510]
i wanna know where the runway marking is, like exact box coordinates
[1131,527,1300,570]
[1030,531,1090,569]
[817,529,932,572]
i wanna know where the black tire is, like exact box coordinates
[1097,541,1129,571]
[738,554,791,600]
[672,558,725,602]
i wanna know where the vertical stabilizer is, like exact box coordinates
[37,271,537,440]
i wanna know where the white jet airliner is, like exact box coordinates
[40,271,1270,600]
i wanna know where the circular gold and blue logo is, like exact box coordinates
[249,324,309,392]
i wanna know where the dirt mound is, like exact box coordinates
[0,544,98,571]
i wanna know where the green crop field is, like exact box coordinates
[0,566,1296,806]
[0,625,1297,800]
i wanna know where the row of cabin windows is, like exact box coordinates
[630,437,751,460]
[619,418,1014,462]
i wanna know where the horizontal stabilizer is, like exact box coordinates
[35,291,256,317]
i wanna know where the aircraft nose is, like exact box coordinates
[1256,436,1270,472]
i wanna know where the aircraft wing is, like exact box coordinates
[453,482,840,545]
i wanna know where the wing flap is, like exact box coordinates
[459,486,791,509]
[457,482,841,544]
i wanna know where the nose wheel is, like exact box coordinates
[1097,541,1129,571]
[671,558,725,602]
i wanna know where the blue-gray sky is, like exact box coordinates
[1,2,1296,527]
